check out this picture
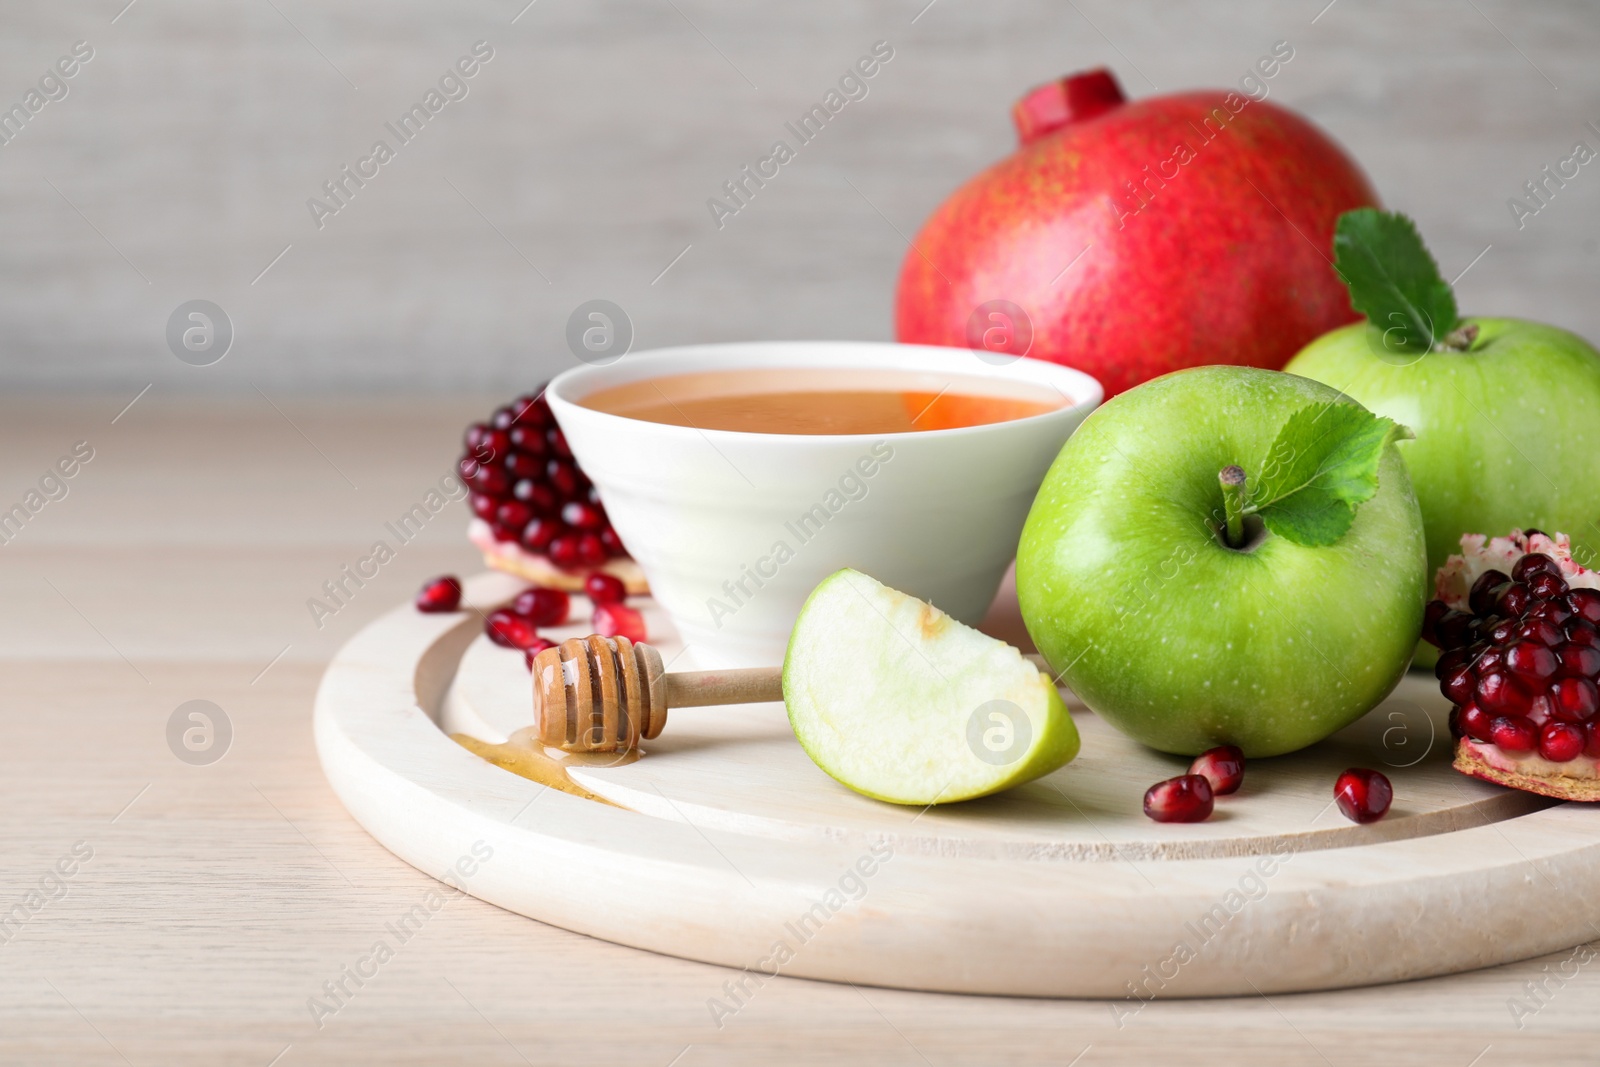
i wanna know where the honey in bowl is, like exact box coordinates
[578,367,1068,435]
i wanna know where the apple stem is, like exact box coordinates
[1439,322,1479,351]
[1219,465,1247,548]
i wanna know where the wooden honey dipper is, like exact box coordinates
[529,635,784,753]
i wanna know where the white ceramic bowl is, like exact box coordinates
[547,341,1102,668]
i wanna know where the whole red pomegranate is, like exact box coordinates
[895,69,1378,397]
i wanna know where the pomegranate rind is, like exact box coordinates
[1434,529,1600,610]
[1453,739,1600,802]
[469,519,648,595]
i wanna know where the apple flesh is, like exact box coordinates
[1285,317,1600,582]
[783,569,1079,805]
[1017,366,1427,757]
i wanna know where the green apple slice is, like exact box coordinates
[782,569,1080,805]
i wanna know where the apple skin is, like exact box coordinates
[1285,317,1600,580]
[895,71,1375,398]
[784,568,1079,805]
[1017,366,1427,758]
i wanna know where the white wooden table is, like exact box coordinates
[1,394,1594,1065]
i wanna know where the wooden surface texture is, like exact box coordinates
[1,396,1598,1062]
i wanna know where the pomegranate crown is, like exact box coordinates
[1011,68,1126,144]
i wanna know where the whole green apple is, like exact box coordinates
[1287,317,1600,577]
[1017,366,1427,757]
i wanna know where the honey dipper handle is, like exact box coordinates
[662,666,784,708]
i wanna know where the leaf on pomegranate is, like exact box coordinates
[1248,403,1412,547]
[1333,208,1458,353]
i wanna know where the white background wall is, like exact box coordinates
[0,0,1596,395]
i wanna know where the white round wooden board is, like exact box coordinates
[315,572,1600,997]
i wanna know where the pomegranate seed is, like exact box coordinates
[1517,618,1563,647]
[599,526,627,557]
[1442,667,1475,705]
[511,392,548,426]
[1495,583,1533,618]
[576,532,608,566]
[521,517,563,552]
[508,424,549,455]
[1531,573,1570,600]
[1477,671,1532,715]
[548,427,573,458]
[1469,571,1511,615]
[562,501,604,529]
[1586,722,1600,759]
[1489,715,1538,752]
[1459,703,1494,743]
[1570,589,1600,623]
[1472,647,1505,677]
[1529,595,1573,621]
[513,479,558,514]
[547,459,581,498]
[1434,609,1474,650]
[465,463,509,496]
[592,602,647,643]
[504,450,545,479]
[1435,647,1471,680]
[489,521,521,543]
[1188,745,1245,796]
[485,609,540,650]
[1514,553,1561,583]
[1487,619,1518,646]
[1422,600,1450,646]
[469,493,499,521]
[491,405,517,430]
[523,638,557,668]
[496,501,534,530]
[548,533,583,569]
[512,587,570,627]
[1143,774,1214,823]
[415,575,462,613]
[1566,619,1600,648]
[1333,768,1392,824]
[1550,677,1600,722]
[584,572,627,605]
[479,429,511,462]
[1556,642,1600,678]
[1539,721,1585,762]
[464,423,492,451]
[1506,641,1558,681]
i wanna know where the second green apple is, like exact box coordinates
[1017,366,1427,757]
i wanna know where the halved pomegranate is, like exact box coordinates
[1424,530,1600,801]
[461,388,647,594]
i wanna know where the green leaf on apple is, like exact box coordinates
[1245,403,1413,547]
[1333,208,1458,353]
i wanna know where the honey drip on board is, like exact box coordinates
[451,728,636,807]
